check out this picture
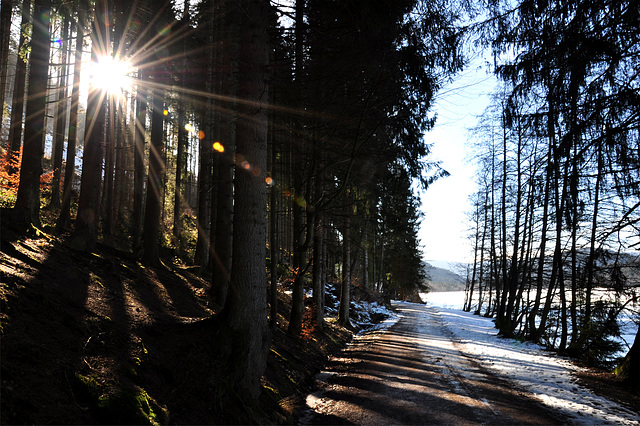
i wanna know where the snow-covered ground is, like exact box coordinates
[419,291,640,425]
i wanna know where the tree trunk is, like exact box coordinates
[465,196,481,313]
[57,2,84,230]
[14,0,52,229]
[132,70,147,249]
[619,329,640,391]
[193,39,214,268]
[49,12,70,209]
[269,130,278,328]
[0,0,12,129]
[173,0,190,254]
[223,0,270,400]
[141,87,165,266]
[212,0,239,307]
[6,0,30,170]
[338,198,351,327]
[72,0,107,250]
[102,101,115,237]
[312,211,325,331]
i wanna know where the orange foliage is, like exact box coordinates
[0,148,55,194]
[301,305,318,343]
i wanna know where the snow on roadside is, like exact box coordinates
[422,291,640,425]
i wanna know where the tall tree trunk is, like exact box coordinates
[497,111,509,329]
[288,193,307,336]
[14,0,52,229]
[338,197,352,327]
[142,87,165,266]
[312,210,324,330]
[583,146,602,339]
[6,0,30,170]
[312,151,326,330]
[173,0,190,254]
[212,0,239,307]
[193,7,215,268]
[287,0,307,337]
[49,12,70,209]
[528,119,554,341]
[465,197,481,313]
[503,119,523,336]
[102,101,115,237]
[57,2,84,230]
[132,70,147,249]
[223,0,270,400]
[72,0,108,250]
[269,122,278,328]
[0,0,12,129]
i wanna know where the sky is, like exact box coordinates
[418,53,498,267]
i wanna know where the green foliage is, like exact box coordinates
[378,165,426,299]
[573,301,624,370]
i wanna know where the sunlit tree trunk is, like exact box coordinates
[102,101,115,237]
[6,0,31,171]
[14,0,52,229]
[0,0,12,128]
[132,70,147,249]
[142,86,165,266]
[173,0,190,254]
[49,12,70,209]
[57,1,84,230]
[72,0,108,250]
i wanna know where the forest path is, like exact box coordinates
[299,303,563,425]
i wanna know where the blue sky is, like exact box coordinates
[418,53,497,266]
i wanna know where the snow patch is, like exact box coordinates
[424,291,640,425]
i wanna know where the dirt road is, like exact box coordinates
[300,303,564,425]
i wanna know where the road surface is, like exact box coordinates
[300,303,565,425]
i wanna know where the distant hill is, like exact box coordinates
[424,262,466,292]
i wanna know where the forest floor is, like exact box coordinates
[1,214,639,424]
[0,214,358,425]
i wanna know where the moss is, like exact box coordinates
[97,386,168,426]
[71,373,101,406]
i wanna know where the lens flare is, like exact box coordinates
[90,55,132,95]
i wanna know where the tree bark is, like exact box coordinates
[223,0,270,401]
[212,0,239,307]
[338,198,352,327]
[6,0,31,170]
[49,12,70,209]
[72,0,107,250]
[173,0,190,253]
[57,2,84,230]
[141,87,165,266]
[132,70,147,249]
[14,0,52,229]
[0,0,12,129]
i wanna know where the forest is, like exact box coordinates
[462,0,640,387]
[0,0,459,422]
[0,0,639,423]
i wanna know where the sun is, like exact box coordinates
[90,55,133,95]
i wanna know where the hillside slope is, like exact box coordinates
[0,223,360,424]
[424,262,465,292]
